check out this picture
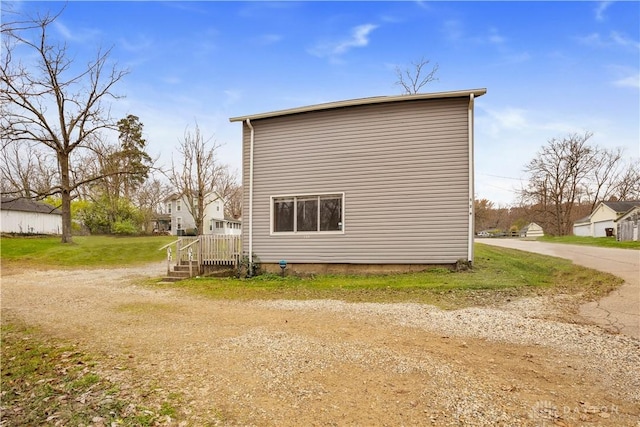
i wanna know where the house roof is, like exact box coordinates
[614,206,640,222]
[602,200,640,214]
[574,215,591,225]
[229,88,487,123]
[0,197,62,215]
[520,222,542,232]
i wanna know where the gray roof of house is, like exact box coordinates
[615,206,640,222]
[229,88,487,123]
[0,197,62,215]
[574,215,591,225]
[602,200,640,214]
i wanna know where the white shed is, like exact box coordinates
[520,222,544,238]
[1,197,62,235]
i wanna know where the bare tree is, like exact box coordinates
[132,176,171,233]
[167,123,223,235]
[395,57,439,94]
[0,140,56,198]
[580,146,623,210]
[614,161,640,200]
[216,167,242,219]
[520,132,631,236]
[473,198,495,233]
[1,10,128,242]
[521,132,595,235]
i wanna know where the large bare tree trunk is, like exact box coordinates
[1,10,128,243]
[58,151,73,243]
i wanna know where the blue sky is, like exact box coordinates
[7,1,639,206]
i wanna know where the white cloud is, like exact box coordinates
[53,21,100,43]
[610,31,640,50]
[578,31,640,50]
[595,1,613,21]
[613,73,640,89]
[309,23,378,59]
[482,106,530,137]
[119,35,153,53]
[487,27,506,45]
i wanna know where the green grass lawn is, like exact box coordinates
[152,243,621,309]
[539,235,640,249]
[1,235,622,309]
[1,235,175,268]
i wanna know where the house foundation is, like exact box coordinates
[260,262,463,276]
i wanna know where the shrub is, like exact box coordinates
[112,219,139,235]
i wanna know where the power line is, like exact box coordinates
[479,173,524,181]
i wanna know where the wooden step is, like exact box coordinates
[173,265,196,273]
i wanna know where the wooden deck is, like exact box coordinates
[161,235,242,278]
[179,235,242,266]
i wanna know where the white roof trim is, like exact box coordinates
[229,88,487,123]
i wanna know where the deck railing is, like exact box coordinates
[198,234,242,266]
[160,235,242,276]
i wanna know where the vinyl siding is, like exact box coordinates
[242,97,471,264]
[1,210,62,234]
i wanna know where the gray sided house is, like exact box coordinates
[230,89,486,274]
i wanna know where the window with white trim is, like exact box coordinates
[272,194,343,233]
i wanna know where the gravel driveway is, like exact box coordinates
[478,239,640,339]
[2,263,639,426]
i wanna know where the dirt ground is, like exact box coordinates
[2,263,639,426]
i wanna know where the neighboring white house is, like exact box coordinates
[572,215,591,237]
[615,206,640,241]
[164,192,240,236]
[520,222,544,238]
[572,201,640,237]
[208,218,242,236]
[1,197,62,235]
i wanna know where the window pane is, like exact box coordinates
[274,199,294,232]
[320,197,342,231]
[297,198,318,231]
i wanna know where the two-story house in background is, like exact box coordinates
[162,192,241,236]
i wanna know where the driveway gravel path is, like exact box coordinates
[2,261,639,426]
[478,239,640,339]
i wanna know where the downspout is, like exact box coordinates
[468,93,475,265]
[246,119,255,276]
